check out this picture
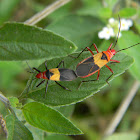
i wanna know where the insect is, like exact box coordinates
[28,60,77,97]
[75,42,140,88]
[75,17,140,88]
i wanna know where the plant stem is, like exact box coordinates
[0,92,9,105]
[24,0,71,25]
[104,80,139,137]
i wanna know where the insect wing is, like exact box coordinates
[76,56,99,77]
[59,68,77,81]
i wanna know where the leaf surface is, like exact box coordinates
[104,133,139,140]
[47,15,104,51]
[0,23,76,60]
[118,31,140,81]
[6,114,33,140]
[22,102,82,135]
[21,51,134,106]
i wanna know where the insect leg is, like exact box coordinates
[107,43,113,50]
[110,59,120,63]
[70,43,98,59]
[33,67,41,73]
[86,47,94,55]
[97,70,100,80]
[78,70,100,89]
[75,47,89,59]
[45,80,49,98]
[56,60,64,68]
[105,64,114,85]
[45,61,49,70]
[92,43,99,53]
[55,81,71,91]
[36,80,45,87]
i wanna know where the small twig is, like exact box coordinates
[0,92,16,116]
[104,80,140,137]
[0,92,9,105]
[24,0,71,25]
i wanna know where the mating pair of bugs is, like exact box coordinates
[29,42,140,97]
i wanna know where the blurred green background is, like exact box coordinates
[0,0,140,140]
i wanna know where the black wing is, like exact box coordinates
[76,56,99,77]
[59,68,77,81]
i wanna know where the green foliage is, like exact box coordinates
[0,0,20,25]
[21,52,134,106]
[6,114,33,140]
[118,8,137,18]
[77,0,103,17]
[8,97,19,108]
[0,23,76,60]
[55,104,75,117]
[98,8,112,18]
[46,135,72,140]
[118,31,140,81]
[0,0,139,139]
[47,15,105,51]
[104,133,139,140]
[22,102,82,135]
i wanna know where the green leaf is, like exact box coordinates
[135,22,140,34]
[118,31,140,81]
[77,0,102,17]
[104,133,139,140]
[21,51,134,106]
[25,124,44,140]
[48,2,72,21]
[104,0,118,9]
[0,23,77,61]
[0,0,20,25]
[55,104,75,117]
[22,102,82,135]
[0,61,22,88]
[8,97,19,108]
[47,15,104,51]
[98,8,112,18]
[118,8,137,18]
[6,114,33,140]
[46,135,72,140]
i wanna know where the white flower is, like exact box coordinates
[98,18,133,40]
[109,18,115,24]
[98,27,115,40]
[120,18,133,31]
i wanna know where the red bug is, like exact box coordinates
[75,18,140,88]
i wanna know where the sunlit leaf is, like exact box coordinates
[118,8,137,18]
[21,51,134,106]
[6,114,33,140]
[118,31,140,81]
[22,102,82,135]
[0,23,77,61]
[104,133,139,140]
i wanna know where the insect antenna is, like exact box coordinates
[112,15,121,49]
[117,43,140,52]
[26,61,35,73]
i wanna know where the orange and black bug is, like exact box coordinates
[75,17,140,88]
[76,42,140,87]
[28,60,77,97]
